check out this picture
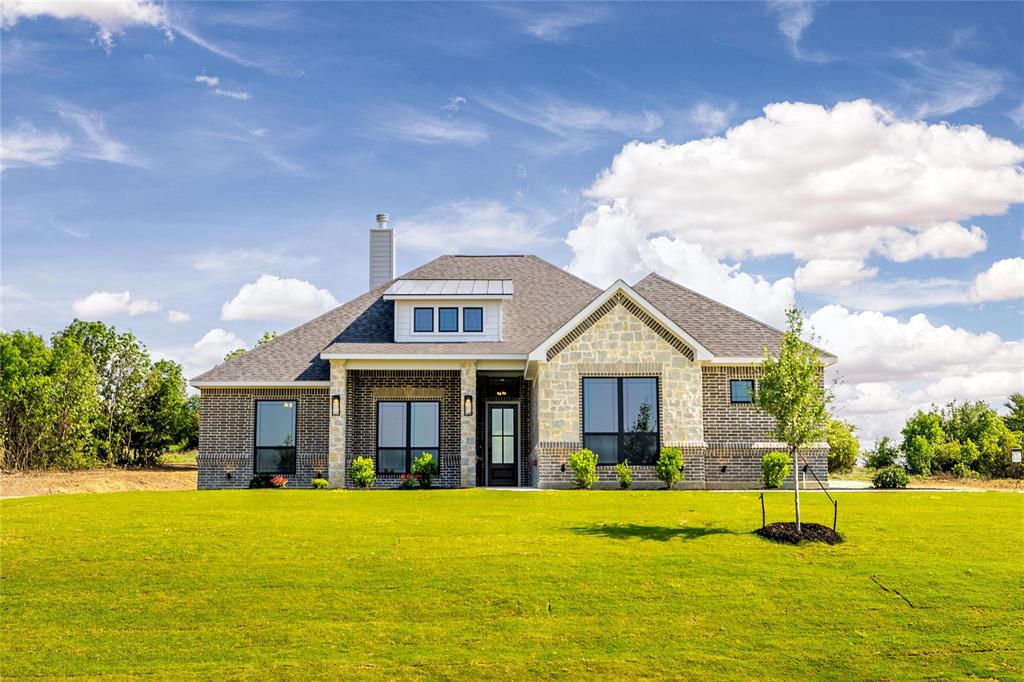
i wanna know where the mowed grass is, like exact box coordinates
[2,490,1022,680]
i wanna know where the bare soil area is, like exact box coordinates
[1,465,196,499]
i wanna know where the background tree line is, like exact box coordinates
[825,394,1023,478]
[0,320,199,470]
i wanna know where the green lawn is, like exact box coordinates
[2,490,1022,680]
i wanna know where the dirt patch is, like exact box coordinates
[910,475,1024,492]
[1,465,197,499]
[755,522,843,545]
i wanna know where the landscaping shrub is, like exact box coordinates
[615,460,632,489]
[932,441,963,472]
[568,448,598,489]
[311,478,329,490]
[350,456,376,488]
[412,452,439,488]
[903,435,935,475]
[398,473,417,489]
[249,474,287,489]
[872,465,909,489]
[951,461,972,479]
[760,451,790,489]
[655,446,684,489]
[825,419,858,473]
[866,436,900,469]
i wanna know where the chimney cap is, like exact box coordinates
[375,213,389,228]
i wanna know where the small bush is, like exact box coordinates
[568,448,598,489]
[615,460,632,489]
[761,451,790,489]
[249,474,287,489]
[398,473,417,490]
[350,456,376,488]
[932,441,963,472]
[951,461,973,479]
[655,447,684,489]
[872,465,909,489]
[311,477,329,490]
[412,452,439,488]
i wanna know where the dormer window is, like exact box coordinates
[463,307,483,333]
[413,307,434,332]
[438,307,458,332]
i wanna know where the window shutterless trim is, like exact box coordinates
[581,377,660,465]
[253,399,298,475]
[462,306,484,333]
[438,307,459,333]
[730,379,755,404]
[375,400,441,475]
[413,307,434,332]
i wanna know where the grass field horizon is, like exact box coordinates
[2,489,1021,679]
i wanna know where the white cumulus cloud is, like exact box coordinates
[1,0,169,51]
[794,259,879,291]
[567,202,794,327]
[166,310,190,323]
[221,274,338,322]
[154,328,247,382]
[578,100,1024,264]
[72,291,160,318]
[970,257,1024,302]
[810,305,1024,442]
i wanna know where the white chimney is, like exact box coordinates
[369,212,395,289]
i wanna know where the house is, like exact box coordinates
[191,214,835,489]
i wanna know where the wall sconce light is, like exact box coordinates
[720,465,727,474]
[331,394,341,416]
[463,395,474,416]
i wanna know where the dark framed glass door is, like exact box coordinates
[487,404,517,486]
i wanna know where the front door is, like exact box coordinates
[487,404,517,486]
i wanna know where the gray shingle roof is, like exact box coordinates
[192,255,600,383]
[191,256,833,385]
[632,273,834,359]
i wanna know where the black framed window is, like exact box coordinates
[377,401,440,474]
[438,307,458,332]
[254,400,297,474]
[413,307,434,332]
[463,307,483,333]
[730,379,755,404]
[582,377,659,465]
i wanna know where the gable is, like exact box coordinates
[545,291,696,362]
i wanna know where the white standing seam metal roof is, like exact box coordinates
[383,279,514,297]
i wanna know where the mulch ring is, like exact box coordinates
[755,522,843,545]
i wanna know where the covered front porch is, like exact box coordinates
[326,359,533,488]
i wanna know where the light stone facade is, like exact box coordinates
[534,302,703,445]
[327,359,347,487]
[459,360,478,487]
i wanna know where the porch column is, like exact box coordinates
[328,359,347,488]
[460,360,477,487]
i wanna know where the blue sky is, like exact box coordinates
[2,1,1022,441]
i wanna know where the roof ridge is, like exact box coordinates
[527,255,601,293]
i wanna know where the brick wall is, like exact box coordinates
[532,441,708,489]
[701,366,776,442]
[345,370,462,488]
[197,387,329,489]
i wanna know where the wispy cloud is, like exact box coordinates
[195,75,220,86]
[685,101,736,135]
[0,122,71,170]
[194,73,252,101]
[1009,103,1024,128]
[375,107,489,145]
[897,48,1008,119]
[56,104,149,167]
[442,96,467,117]
[478,92,662,152]
[170,21,301,77]
[497,5,610,43]
[192,248,319,274]
[769,1,826,62]
[397,200,558,254]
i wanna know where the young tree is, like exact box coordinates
[825,419,859,474]
[901,409,945,474]
[866,436,900,469]
[755,307,833,532]
[133,360,190,465]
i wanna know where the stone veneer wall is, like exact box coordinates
[532,301,704,488]
[197,387,329,489]
[345,370,462,488]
